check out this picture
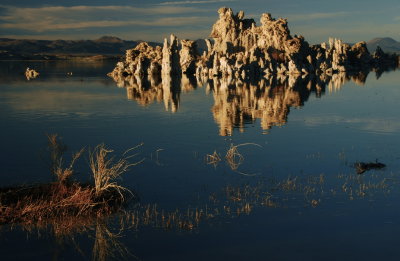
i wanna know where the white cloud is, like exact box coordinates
[0,5,202,17]
[1,16,211,31]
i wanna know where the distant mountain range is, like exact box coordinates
[0,36,160,60]
[366,37,400,54]
[1,36,399,60]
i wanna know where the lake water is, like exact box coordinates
[1,60,400,260]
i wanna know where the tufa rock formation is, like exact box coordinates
[108,7,398,81]
[25,67,39,80]
[108,7,399,136]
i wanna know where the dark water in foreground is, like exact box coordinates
[1,61,400,260]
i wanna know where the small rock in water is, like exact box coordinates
[354,161,386,174]
[25,67,39,80]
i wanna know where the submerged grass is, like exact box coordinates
[207,143,261,174]
[206,150,222,167]
[225,143,244,170]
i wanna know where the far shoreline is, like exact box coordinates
[0,54,123,62]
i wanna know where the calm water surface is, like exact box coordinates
[1,61,400,260]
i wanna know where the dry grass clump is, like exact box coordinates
[47,133,85,183]
[0,134,141,226]
[0,183,98,224]
[89,143,142,199]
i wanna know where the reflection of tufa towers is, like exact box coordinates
[209,77,311,136]
[110,71,371,136]
[112,74,181,113]
[111,73,199,113]
[208,71,374,136]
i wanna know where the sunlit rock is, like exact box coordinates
[108,42,162,78]
[162,34,181,76]
[180,40,198,74]
[25,67,39,80]
[109,7,398,82]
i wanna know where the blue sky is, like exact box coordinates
[1,0,400,44]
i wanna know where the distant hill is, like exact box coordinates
[0,36,161,60]
[0,36,214,60]
[367,37,400,54]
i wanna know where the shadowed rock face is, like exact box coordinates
[109,7,399,81]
